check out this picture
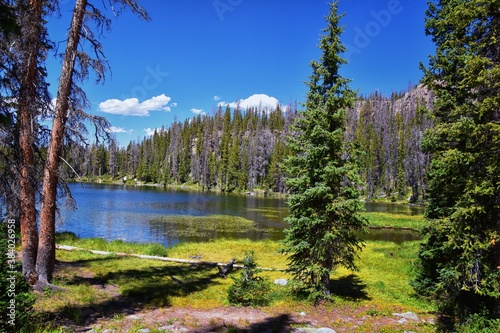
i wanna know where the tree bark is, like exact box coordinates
[18,0,44,279]
[321,271,331,297]
[36,0,87,286]
[217,258,235,278]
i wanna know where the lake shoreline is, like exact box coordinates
[70,178,426,207]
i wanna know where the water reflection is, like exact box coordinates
[364,228,422,243]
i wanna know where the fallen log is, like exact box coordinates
[367,226,419,232]
[55,244,285,271]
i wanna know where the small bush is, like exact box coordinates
[55,231,79,243]
[144,243,168,257]
[455,313,500,333]
[227,251,272,307]
[0,222,36,332]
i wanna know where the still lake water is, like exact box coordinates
[59,183,424,247]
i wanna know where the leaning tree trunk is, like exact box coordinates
[36,0,87,287]
[18,0,44,279]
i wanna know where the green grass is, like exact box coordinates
[343,240,432,311]
[44,236,434,312]
[149,214,278,238]
[56,232,169,257]
[362,211,425,230]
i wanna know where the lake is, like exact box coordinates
[58,183,423,247]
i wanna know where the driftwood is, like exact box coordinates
[368,226,419,232]
[55,244,285,272]
[217,258,235,278]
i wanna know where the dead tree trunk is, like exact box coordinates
[218,258,235,278]
[36,0,87,287]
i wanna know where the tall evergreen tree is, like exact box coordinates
[281,1,365,300]
[0,0,53,280]
[413,0,500,324]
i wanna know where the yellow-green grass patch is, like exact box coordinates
[362,211,425,230]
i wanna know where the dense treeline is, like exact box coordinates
[64,85,434,200]
[65,104,297,193]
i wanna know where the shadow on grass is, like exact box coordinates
[190,314,296,333]
[330,274,370,301]
[98,261,222,303]
[42,257,223,327]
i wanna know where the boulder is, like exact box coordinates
[274,278,288,286]
[392,311,419,321]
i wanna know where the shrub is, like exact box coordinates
[55,231,79,243]
[227,251,272,307]
[455,313,500,333]
[0,222,36,332]
[143,243,168,257]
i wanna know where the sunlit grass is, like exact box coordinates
[336,240,433,312]
[56,232,169,257]
[47,237,433,310]
[362,211,425,230]
[168,238,286,269]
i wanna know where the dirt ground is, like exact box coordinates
[51,282,435,333]
[84,304,435,333]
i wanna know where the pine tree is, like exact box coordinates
[413,0,500,323]
[7,0,53,280]
[227,135,243,192]
[281,1,366,301]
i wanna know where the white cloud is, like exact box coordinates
[213,95,221,102]
[191,108,206,116]
[171,102,178,108]
[99,94,172,116]
[107,126,133,134]
[144,127,163,136]
[218,94,280,111]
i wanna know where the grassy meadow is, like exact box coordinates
[29,211,435,332]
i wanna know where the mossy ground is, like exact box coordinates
[30,232,435,332]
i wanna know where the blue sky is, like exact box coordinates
[46,0,434,145]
